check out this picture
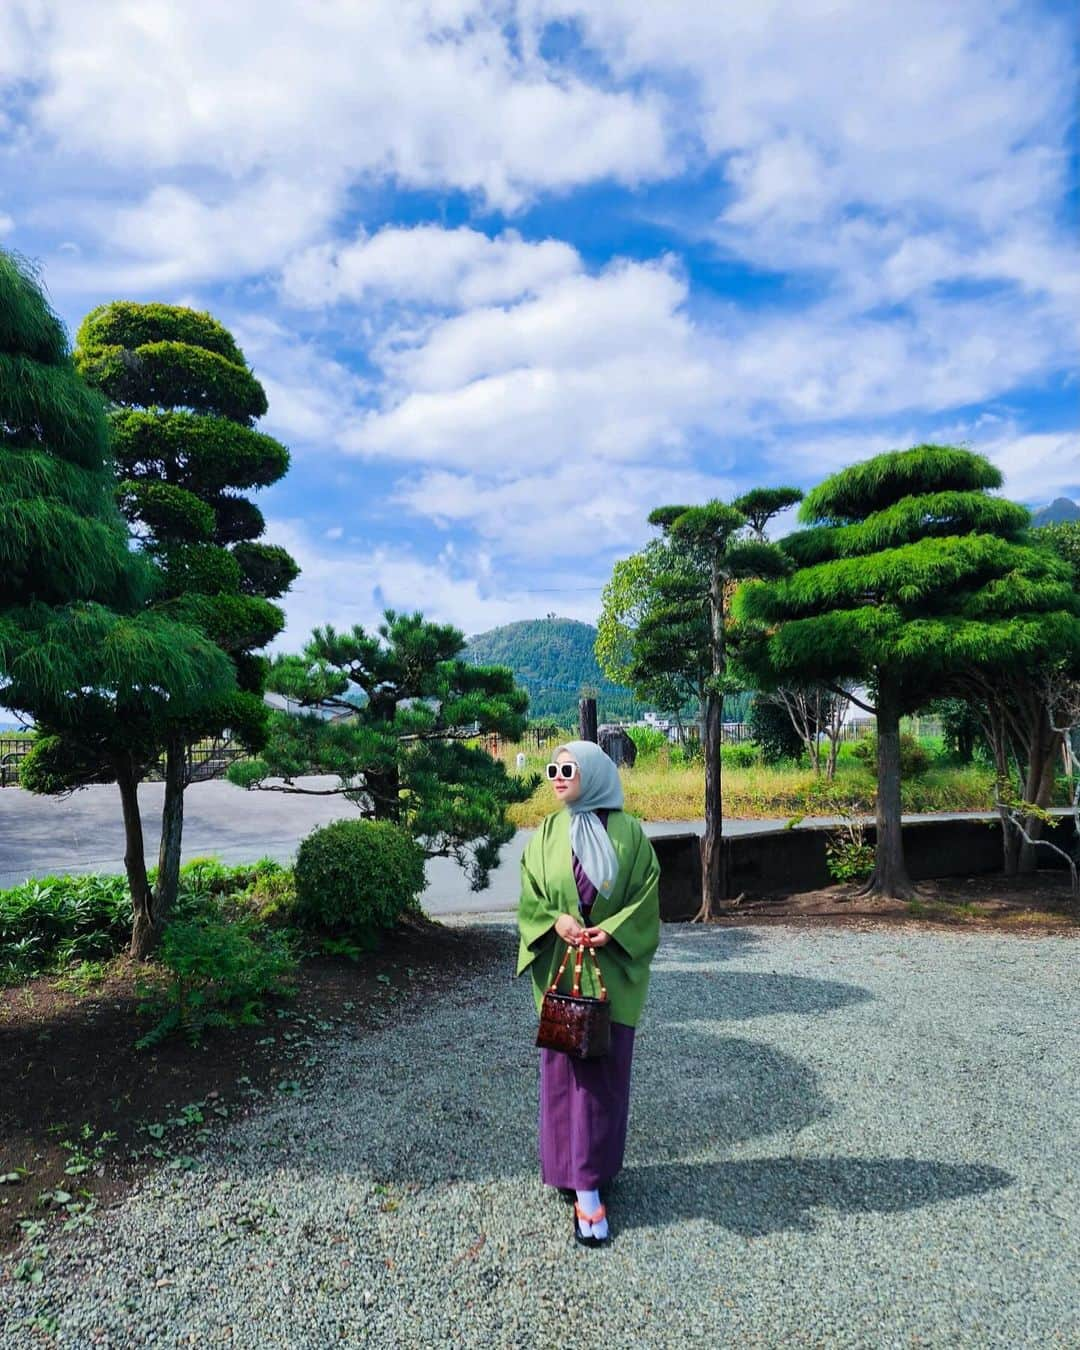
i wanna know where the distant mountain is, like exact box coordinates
[1033,497,1080,526]
[464,617,644,723]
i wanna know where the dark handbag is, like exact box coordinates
[535,939,611,1059]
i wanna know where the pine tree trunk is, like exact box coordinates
[116,755,155,960]
[154,734,187,932]
[697,688,725,920]
[862,679,914,899]
[695,552,726,921]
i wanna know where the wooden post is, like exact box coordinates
[578,697,598,743]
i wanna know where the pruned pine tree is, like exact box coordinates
[0,251,234,955]
[228,610,537,891]
[69,302,298,942]
[646,501,796,919]
[734,445,1080,897]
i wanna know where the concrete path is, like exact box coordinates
[0,775,1008,913]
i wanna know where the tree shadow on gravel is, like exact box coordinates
[205,923,1011,1245]
[604,1155,1013,1237]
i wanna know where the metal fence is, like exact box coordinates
[0,735,249,787]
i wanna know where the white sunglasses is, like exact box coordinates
[545,762,578,780]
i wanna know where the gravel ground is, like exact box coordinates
[2,916,1077,1349]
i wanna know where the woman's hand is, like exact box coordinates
[555,914,586,946]
[582,926,611,947]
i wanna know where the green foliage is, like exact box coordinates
[734,448,1080,696]
[826,834,876,883]
[118,479,215,544]
[133,917,298,1048]
[0,857,297,985]
[0,251,68,364]
[670,738,703,767]
[731,487,804,538]
[293,819,426,940]
[748,697,804,763]
[0,352,111,471]
[75,341,267,424]
[924,696,985,763]
[77,301,246,365]
[5,604,234,730]
[799,444,1002,523]
[210,493,265,545]
[230,542,300,598]
[1036,520,1080,573]
[0,873,131,985]
[852,733,931,776]
[789,778,875,883]
[465,617,642,721]
[626,726,670,759]
[158,543,242,598]
[73,300,296,779]
[733,445,1080,894]
[720,740,761,769]
[109,409,290,490]
[233,609,534,891]
[785,492,1031,565]
[160,592,284,652]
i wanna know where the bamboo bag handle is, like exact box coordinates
[547,938,608,1001]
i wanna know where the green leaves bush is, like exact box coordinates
[626,726,669,759]
[720,740,761,768]
[0,857,297,985]
[294,819,426,943]
[852,732,931,776]
[133,917,298,1048]
[0,874,131,985]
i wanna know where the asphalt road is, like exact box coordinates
[0,774,999,914]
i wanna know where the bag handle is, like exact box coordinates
[547,938,608,1001]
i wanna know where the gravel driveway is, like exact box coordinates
[2,916,1076,1348]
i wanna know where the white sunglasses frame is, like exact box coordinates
[545,761,579,780]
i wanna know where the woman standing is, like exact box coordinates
[516,740,661,1248]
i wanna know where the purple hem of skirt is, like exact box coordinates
[538,1021,635,1190]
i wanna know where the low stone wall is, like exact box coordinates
[652,815,1067,922]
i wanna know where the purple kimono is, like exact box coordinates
[538,809,636,1190]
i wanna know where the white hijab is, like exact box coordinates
[557,739,623,899]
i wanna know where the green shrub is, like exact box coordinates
[721,740,761,769]
[851,732,931,776]
[0,873,130,985]
[626,726,669,759]
[670,739,703,767]
[133,916,298,1048]
[293,819,426,942]
[747,698,804,763]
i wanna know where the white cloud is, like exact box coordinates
[280,225,582,310]
[10,1,669,216]
[982,430,1080,506]
[393,459,739,560]
[45,176,340,293]
[0,213,13,237]
[345,257,719,469]
[266,517,599,649]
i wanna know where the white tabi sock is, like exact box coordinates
[575,1188,608,1239]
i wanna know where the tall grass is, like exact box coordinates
[499,742,998,827]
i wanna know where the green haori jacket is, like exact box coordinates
[516,807,661,1029]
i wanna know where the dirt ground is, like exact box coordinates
[1,875,1075,1261]
[712,870,1080,936]
[0,917,503,1260]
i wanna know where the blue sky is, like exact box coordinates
[2,0,1078,651]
